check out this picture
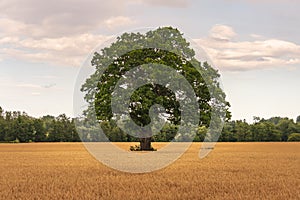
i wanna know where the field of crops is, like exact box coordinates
[0,142,299,199]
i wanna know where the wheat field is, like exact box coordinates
[0,142,299,199]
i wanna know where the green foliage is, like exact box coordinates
[81,27,231,147]
[0,106,299,143]
[251,121,280,142]
[296,115,300,124]
[193,126,207,142]
[220,117,299,142]
[0,108,80,143]
[287,133,300,141]
[100,120,128,142]
[153,123,178,142]
[275,118,297,141]
[130,144,157,151]
[220,121,238,142]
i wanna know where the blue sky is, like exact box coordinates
[0,0,299,122]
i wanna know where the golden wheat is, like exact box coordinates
[0,142,299,199]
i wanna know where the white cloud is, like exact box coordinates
[104,16,136,29]
[250,34,264,39]
[43,83,57,89]
[31,92,41,96]
[0,33,112,67]
[132,0,189,7]
[209,24,236,41]
[16,83,57,90]
[16,83,42,89]
[0,0,185,39]
[0,0,140,66]
[196,25,300,71]
[0,36,19,44]
[1,6,299,73]
[0,0,126,38]
[3,24,300,71]
[0,0,193,66]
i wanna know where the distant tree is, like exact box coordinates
[98,120,127,142]
[266,117,282,125]
[0,106,3,119]
[235,120,251,141]
[5,111,12,121]
[152,123,179,142]
[296,115,300,123]
[193,126,208,142]
[287,133,300,141]
[0,108,4,141]
[253,116,261,123]
[276,118,297,141]
[296,122,300,133]
[41,115,55,141]
[13,114,35,142]
[33,119,47,142]
[251,121,280,142]
[69,119,81,142]
[220,121,237,142]
[48,114,74,142]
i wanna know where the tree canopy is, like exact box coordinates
[80,27,231,149]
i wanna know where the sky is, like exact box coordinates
[0,0,299,123]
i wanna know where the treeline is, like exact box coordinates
[220,117,300,142]
[89,117,300,142]
[0,106,300,143]
[0,107,80,142]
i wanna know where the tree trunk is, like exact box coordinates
[140,137,152,151]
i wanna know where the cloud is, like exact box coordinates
[31,92,41,96]
[16,83,57,89]
[0,0,186,39]
[3,24,300,71]
[0,33,112,67]
[1,3,299,73]
[133,0,189,7]
[104,16,136,29]
[43,83,57,89]
[0,36,19,44]
[209,24,236,41]
[249,34,264,39]
[16,83,42,89]
[16,82,61,93]
[0,0,193,65]
[0,0,138,66]
[0,0,126,38]
[34,75,60,79]
[196,25,300,71]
